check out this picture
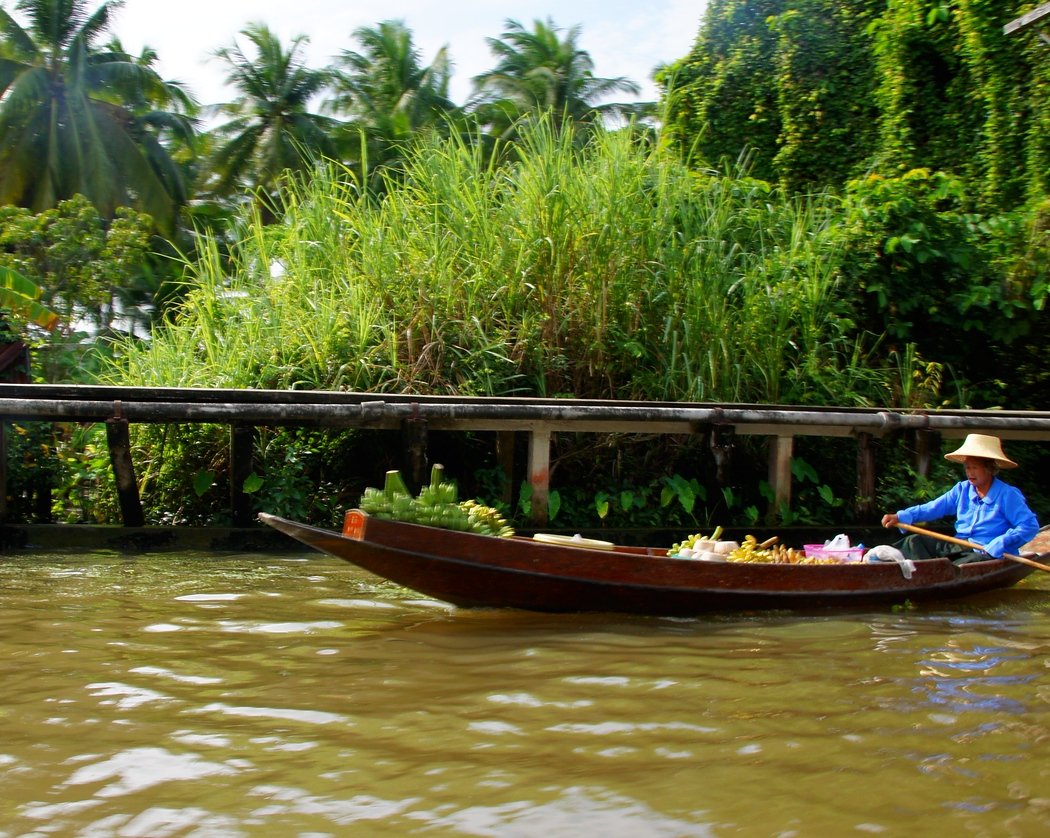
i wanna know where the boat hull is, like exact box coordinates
[258,512,1036,615]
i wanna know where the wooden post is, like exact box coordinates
[230,423,255,527]
[527,427,552,526]
[914,429,937,479]
[709,423,735,486]
[33,472,51,522]
[768,435,793,521]
[497,431,515,505]
[401,416,428,491]
[0,422,6,524]
[855,432,876,519]
[106,411,144,527]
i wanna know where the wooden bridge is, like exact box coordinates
[3,383,1050,527]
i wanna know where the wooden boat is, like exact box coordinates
[258,510,1047,615]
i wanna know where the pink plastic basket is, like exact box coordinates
[803,544,865,563]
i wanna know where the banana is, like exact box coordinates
[358,469,514,537]
[722,534,812,564]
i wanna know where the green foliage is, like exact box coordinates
[516,482,562,524]
[886,343,946,410]
[783,454,847,525]
[872,0,1050,208]
[91,117,982,528]
[127,424,232,525]
[875,435,960,515]
[870,0,976,182]
[0,195,154,379]
[330,20,458,185]
[48,423,118,523]
[721,486,762,528]
[471,17,643,137]
[0,265,58,330]
[77,423,402,527]
[662,0,884,185]
[192,470,216,497]
[839,169,1049,404]
[207,23,341,205]
[662,0,785,179]
[660,474,707,516]
[102,118,888,409]
[0,0,194,230]
[512,457,849,531]
[1,422,60,521]
[0,195,153,327]
[247,465,332,526]
[157,426,359,527]
[665,1,1048,210]
[516,467,753,531]
[770,1,881,190]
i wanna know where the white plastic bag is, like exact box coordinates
[824,533,851,550]
[863,545,916,579]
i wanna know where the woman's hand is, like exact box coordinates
[881,513,899,529]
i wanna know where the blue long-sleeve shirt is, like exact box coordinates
[896,478,1040,558]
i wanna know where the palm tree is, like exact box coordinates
[207,23,340,207]
[470,18,642,135]
[329,20,459,178]
[108,37,198,194]
[0,0,195,232]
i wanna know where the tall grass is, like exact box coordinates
[103,116,888,405]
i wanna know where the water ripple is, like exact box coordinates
[194,702,350,726]
[86,682,173,710]
[62,746,240,797]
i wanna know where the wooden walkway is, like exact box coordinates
[3,384,1050,526]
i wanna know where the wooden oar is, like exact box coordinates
[898,522,1050,573]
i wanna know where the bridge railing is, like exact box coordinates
[3,384,1050,526]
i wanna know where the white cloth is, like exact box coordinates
[864,545,916,579]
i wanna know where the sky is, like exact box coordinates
[104,0,706,107]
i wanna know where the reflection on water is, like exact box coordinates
[0,550,1048,836]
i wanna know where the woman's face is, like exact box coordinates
[963,457,995,493]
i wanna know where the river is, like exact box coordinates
[1,549,1048,836]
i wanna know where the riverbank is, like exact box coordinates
[0,524,296,554]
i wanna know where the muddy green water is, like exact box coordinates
[0,551,1048,837]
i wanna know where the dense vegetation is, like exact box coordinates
[664,0,1050,206]
[1,0,1048,529]
[108,123,874,404]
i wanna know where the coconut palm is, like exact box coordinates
[207,23,340,206]
[108,37,198,187]
[0,0,195,232]
[329,20,459,177]
[470,18,642,135]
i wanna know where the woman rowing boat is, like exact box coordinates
[881,434,1040,562]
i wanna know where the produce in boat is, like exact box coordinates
[259,474,1048,614]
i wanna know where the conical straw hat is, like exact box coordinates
[944,434,1018,469]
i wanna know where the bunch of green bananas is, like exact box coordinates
[358,466,514,538]
[460,499,515,538]
[359,469,413,517]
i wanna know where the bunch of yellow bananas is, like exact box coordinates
[726,534,809,564]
